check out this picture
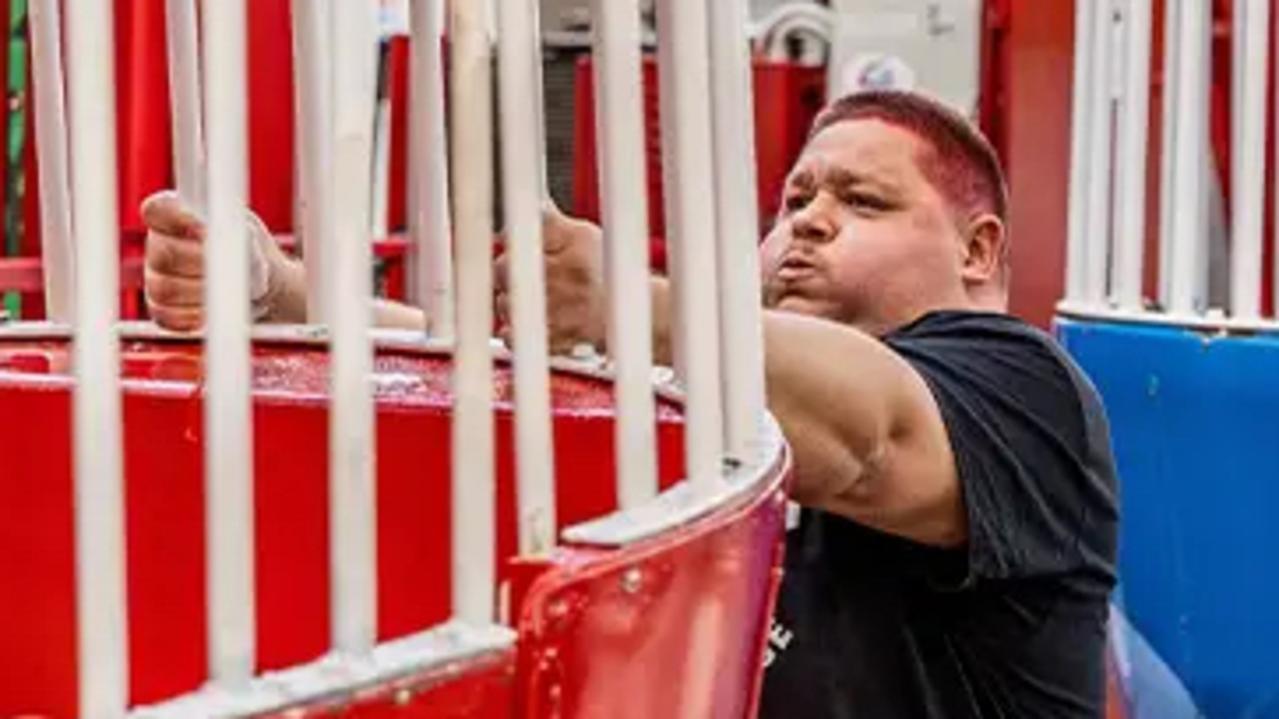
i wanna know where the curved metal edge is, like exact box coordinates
[559,411,789,548]
[1056,301,1279,336]
[0,321,686,399]
[127,621,516,719]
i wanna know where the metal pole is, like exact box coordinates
[1168,0,1209,315]
[707,0,766,461]
[166,0,205,206]
[292,0,334,323]
[449,0,497,623]
[1065,0,1095,305]
[1231,0,1269,319]
[327,0,380,655]
[1083,0,1116,306]
[655,0,725,486]
[1112,0,1151,310]
[1157,0,1180,308]
[591,0,658,509]
[66,0,128,712]
[408,0,455,338]
[497,0,557,554]
[202,0,256,686]
[30,0,75,321]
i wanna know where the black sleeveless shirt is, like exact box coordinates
[759,311,1119,718]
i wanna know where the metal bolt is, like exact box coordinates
[621,566,643,594]
[394,687,413,707]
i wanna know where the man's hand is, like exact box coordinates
[142,191,300,331]
[494,206,607,354]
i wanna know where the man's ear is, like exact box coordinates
[959,214,1006,285]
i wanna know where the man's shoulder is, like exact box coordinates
[885,310,1090,405]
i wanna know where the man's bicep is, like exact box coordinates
[761,312,965,547]
[821,358,966,548]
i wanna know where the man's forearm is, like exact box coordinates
[259,255,427,331]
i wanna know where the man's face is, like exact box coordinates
[760,119,970,336]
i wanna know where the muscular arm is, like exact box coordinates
[648,278,965,548]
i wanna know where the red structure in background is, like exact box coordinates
[570,56,828,270]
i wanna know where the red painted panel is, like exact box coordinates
[0,379,78,719]
[0,338,688,717]
[515,455,789,719]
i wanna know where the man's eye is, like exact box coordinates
[783,194,810,213]
[845,192,889,211]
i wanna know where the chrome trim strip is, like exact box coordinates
[1056,301,1279,335]
[128,621,515,719]
[560,412,788,548]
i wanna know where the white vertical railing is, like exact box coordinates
[66,0,128,712]
[202,0,256,687]
[328,0,380,655]
[1167,0,1210,316]
[449,0,497,624]
[1111,0,1152,311]
[497,0,558,555]
[1156,0,1180,310]
[1083,0,1117,306]
[708,0,766,461]
[30,0,75,322]
[655,0,725,486]
[1065,0,1095,306]
[292,0,333,323]
[1231,0,1269,320]
[591,0,659,509]
[166,0,205,207]
[1068,0,1277,325]
[408,0,455,339]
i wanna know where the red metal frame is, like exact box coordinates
[0,334,788,718]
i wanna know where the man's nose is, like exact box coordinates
[790,194,838,243]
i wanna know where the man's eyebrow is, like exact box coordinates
[785,170,816,190]
[824,167,899,195]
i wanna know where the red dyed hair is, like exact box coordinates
[809,90,1009,226]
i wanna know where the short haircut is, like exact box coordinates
[808,90,1009,226]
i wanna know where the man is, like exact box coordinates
[144,89,1118,717]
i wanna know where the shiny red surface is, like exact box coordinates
[0,337,691,717]
[516,454,790,719]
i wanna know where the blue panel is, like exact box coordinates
[1057,319,1279,718]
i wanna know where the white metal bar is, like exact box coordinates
[1065,0,1096,304]
[655,0,725,486]
[328,0,380,655]
[1112,0,1152,310]
[708,0,765,460]
[291,0,334,323]
[1168,0,1210,315]
[202,0,256,686]
[449,0,497,623]
[30,0,75,321]
[165,0,205,206]
[1157,0,1180,308]
[66,0,128,713]
[591,0,658,509]
[1083,0,1116,306]
[497,0,557,554]
[1232,0,1268,319]
[408,0,455,338]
